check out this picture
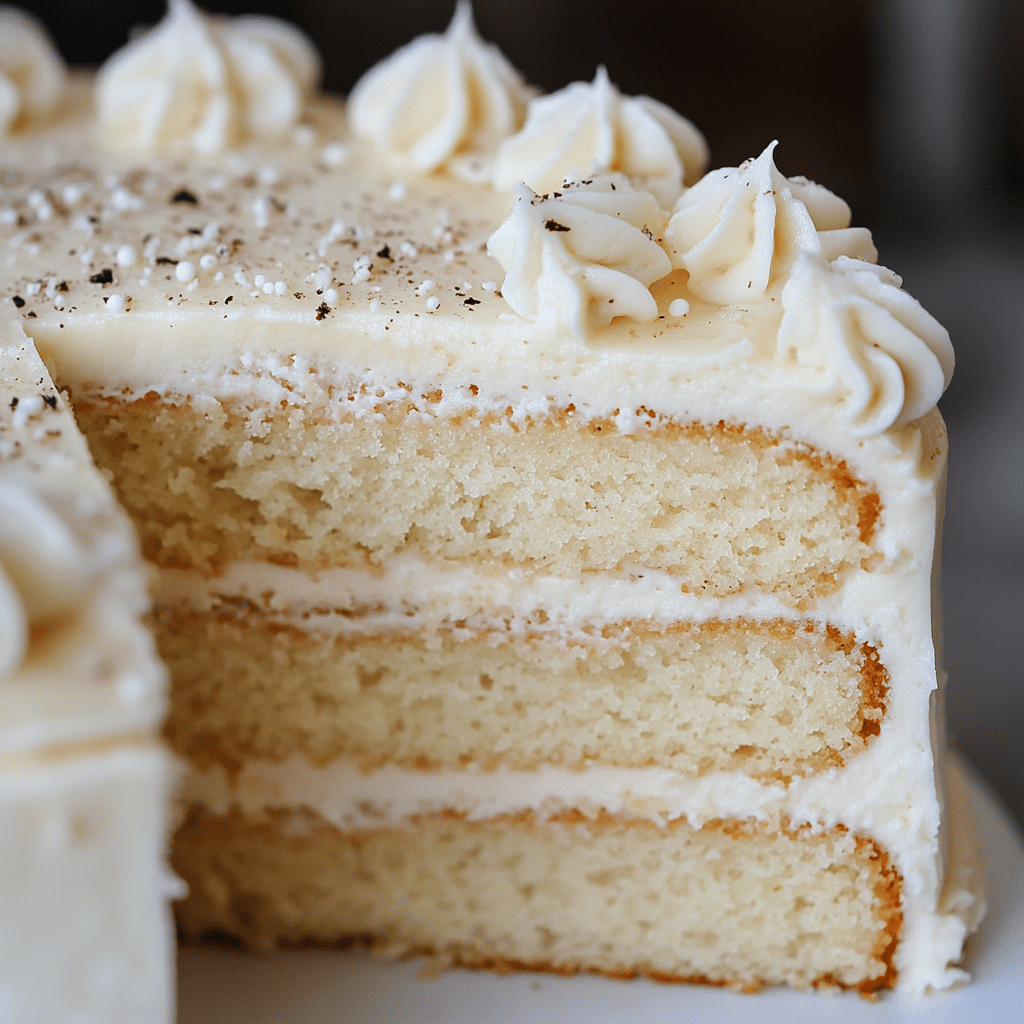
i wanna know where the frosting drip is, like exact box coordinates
[487,174,671,341]
[493,66,708,206]
[778,253,955,435]
[0,6,66,136]
[96,0,320,156]
[665,141,877,305]
[348,2,531,180]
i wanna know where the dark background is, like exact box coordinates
[15,0,1024,833]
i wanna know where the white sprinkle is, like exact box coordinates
[314,265,332,291]
[143,236,160,261]
[187,278,199,291]
[27,190,45,208]
[325,288,337,303]
[388,181,407,201]
[110,186,143,212]
[293,124,315,147]
[137,277,148,287]
[25,281,41,296]
[105,293,125,313]
[234,269,248,287]
[201,221,220,242]
[253,274,266,288]
[257,165,279,186]
[175,260,196,283]
[351,255,372,285]
[669,298,690,317]
[369,298,380,313]
[116,244,137,267]
[199,253,217,271]
[400,241,418,259]
[0,207,17,225]
[61,183,87,206]
[481,281,496,292]
[425,296,440,311]
[262,281,274,294]
[251,197,271,228]
[274,280,287,296]
[443,250,455,263]
[79,247,94,265]
[103,172,121,190]
[321,141,349,168]
[214,271,224,282]
[415,279,436,296]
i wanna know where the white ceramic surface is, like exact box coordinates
[176,763,1024,1023]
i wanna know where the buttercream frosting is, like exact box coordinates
[487,174,671,340]
[96,0,320,156]
[348,1,531,181]
[664,141,877,305]
[0,6,66,136]
[493,65,708,207]
[778,253,955,435]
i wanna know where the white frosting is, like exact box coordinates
[0,6,66,135]
[0,480,95,685]
[348,2,531,180]
[487,175,672,340]
[0,328,166,754]
[778,253,955,436]
[664,141,877,305]
[0,744,176,1024]
[96,0,320,156]
[493,65,708,206]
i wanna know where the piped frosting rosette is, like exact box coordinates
[348,1,532,180]
[487,174,672,342]
[96,0,320,156]
[778,253,955,435]
[0,478,107,684]
[0,5,67,136]
[665,141,877,305]
[493,66,708,207]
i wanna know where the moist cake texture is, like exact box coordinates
[0,0,984,1001]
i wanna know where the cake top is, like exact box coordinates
[0,322,165,758]
[0,2,953,439]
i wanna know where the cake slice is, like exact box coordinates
[0,322,175,1023]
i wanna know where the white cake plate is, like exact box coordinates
[177,764,1024,1023]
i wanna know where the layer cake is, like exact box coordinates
[0,0,985,999]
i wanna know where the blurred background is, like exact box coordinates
[15,0,1024,832]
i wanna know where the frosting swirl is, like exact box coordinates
[96,0,320,156]
[664,141,876,305]
[0,6,67,136]
[493,66,708,207]
[348,2,531,180]
[778,253,955,435]
[0,478,98,685]
[487,174,672,341]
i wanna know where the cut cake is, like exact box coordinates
[0,0,985,1000]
